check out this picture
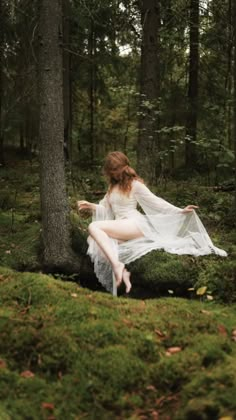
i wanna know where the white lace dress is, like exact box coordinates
[87,180,227,295]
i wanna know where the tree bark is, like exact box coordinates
[137,0,160,183]
[185,0,199,168]
[0,0,5,165]
[62,0,72,161]
[88,17,96,162]
[38,0,79,272]
[233,0,236,209]
[225,0,233,149]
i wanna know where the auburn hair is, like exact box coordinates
[103,151,143,194]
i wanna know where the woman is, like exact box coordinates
[78,151,227,296]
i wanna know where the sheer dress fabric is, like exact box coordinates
[87,180,227,295]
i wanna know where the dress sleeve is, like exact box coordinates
[132,180,182,215]
[93,193,114,221]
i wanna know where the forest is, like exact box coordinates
[0,0,236,419]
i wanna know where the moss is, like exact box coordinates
[195,258,236,303]
[0,267,236,419]
[129,251,199,296]
[181,398,220,420]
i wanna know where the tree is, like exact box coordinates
[185,0,199,168]
[38,0,79,271]
[137,0,160,183]
[234,0,236,208]
[63,0,72,161]
[0,0,5,165]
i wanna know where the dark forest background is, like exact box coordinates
[0,0,235,181]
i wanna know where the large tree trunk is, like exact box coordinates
[38,0,79,272]
[62,0,72,161]
[185,0,199,168]
[137,0,160,183]
[0,0,5,165]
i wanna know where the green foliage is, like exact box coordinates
[195,258,236,303]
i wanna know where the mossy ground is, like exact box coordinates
[0,267,236,419]
[0,156,236,419]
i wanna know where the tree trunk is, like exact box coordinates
[137,0,160,183]
[0,0,5,165]
[38,0,79,272]
[185,0,199,168]
[225,0,233,149]
[233,0,236,209]
[62,0,72,161]
[88,17,96,162]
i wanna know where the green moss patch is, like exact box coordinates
[0,267,236,419]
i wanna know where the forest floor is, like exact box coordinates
[0,156,236,419]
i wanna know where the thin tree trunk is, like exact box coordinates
[233,0,236,209]
[185,0,199,168]
[88,18,96,162]
[137,0,160,183]
[226,0,233,149]
[38,0,79,272]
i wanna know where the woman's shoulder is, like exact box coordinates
[131,178,146,193]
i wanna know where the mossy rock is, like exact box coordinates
[128,251,199,298]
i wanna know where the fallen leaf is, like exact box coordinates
[20,370,35,378]
[155,328,165,338]
[41,402,54,411]
[218,417,234,420]
[206,295,213,301]
[196,286,207,296]
[122,318,133,327]
[165,346,182,356]
[5,250,11,254]
[156,395,166,406]
[150,410,159,420]
[168,290,174,294]
[0,360,6,369]
[146,385,157,392]
[71,293,78,298]
[200,309,212,315]
[218,324,227,337]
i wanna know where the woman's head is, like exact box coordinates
[103,151,142,193]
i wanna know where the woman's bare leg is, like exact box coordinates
[88,219,143,288]
[123,269,132,293]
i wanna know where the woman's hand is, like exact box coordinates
[182,205,199,213]
[77,200,96,212]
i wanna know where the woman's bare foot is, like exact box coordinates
[113,262,125,288]
[123,269,132,294]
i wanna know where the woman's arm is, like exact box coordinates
[77,200,96,212]
[133,180,198,214]
[78,194,114,221]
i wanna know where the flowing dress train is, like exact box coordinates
[87,180,227,295]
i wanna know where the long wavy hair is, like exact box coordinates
[103,151,143,194]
